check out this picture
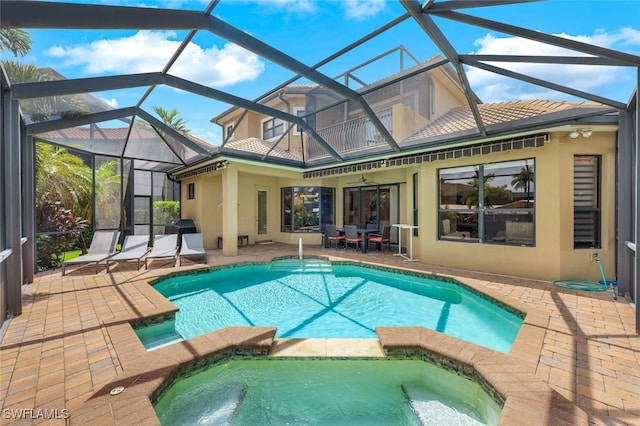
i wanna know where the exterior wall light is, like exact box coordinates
[569,129,592,139]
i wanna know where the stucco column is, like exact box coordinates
[222,166,238,257]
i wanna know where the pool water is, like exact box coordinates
[148,262,522,353]
[154,359,501,426]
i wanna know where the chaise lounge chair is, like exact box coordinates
[106,234,150,272]
[145,234,178,269]
[179,233,207,266]
[61,230,120,276]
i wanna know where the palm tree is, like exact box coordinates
[0,28,31,57]
[152,105,191,134]
[94,160,123,229]
[461,173,512,208]
[35,142,93,221]
[510,164,534,204]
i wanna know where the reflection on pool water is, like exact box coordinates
[144,261,523,353]
[153,359,501,426]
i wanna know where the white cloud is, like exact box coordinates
[100,97,119,108]
[45,31,265,87]
[343,0,386,21]
[258,0,317,14]
[465,29,640,103]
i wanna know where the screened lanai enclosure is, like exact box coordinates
[0,0,638,333]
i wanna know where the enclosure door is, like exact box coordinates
[256,188,270,241]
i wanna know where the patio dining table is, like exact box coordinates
[334,227,379,253]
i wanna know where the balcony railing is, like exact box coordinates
[306,108,392,160]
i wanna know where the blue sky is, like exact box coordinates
[4,0,640,145]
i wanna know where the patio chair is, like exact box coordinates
[325,224,345,249]
[61,230,120,276]
[343,225,362,251]
[368,225,391,252]
[106,234,150,272]
[179,233,207,266]
[145,234,178,269]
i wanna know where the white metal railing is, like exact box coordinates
[309,108,392,160]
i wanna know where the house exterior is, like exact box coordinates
[171,55,618,283]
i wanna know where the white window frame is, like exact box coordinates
[225,122,235,141]
[294,107,305,135]
[261,116,284,141]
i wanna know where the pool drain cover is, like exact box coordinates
[110,386,125,395]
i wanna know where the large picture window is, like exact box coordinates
[438,159,535,245]
[281,187,334,233]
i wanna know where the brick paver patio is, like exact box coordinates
[0,243,638,425]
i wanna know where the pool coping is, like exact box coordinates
[69,257,589,425]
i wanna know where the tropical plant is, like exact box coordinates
[153,200,181,225]
[3,61,88,122]
[35,142,93,221]
[0,28,31,57]
[35,201,88,271]
[511,164,534,203]
[94,160,122,229]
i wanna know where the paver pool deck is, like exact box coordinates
[0,242,638,425]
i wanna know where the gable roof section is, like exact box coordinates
[401,100,615,146]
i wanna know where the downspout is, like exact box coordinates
[278,90,291,151]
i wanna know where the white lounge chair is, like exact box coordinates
[145,234,178,269]
[179,233,207,266]
[61,230,120,276]
[106,234,150,272]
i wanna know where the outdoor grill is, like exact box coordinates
[164,218,197,249]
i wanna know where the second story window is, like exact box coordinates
[262,117,284,140]
[225,123,234,141]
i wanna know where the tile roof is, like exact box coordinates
[402,100,611,144]
[222,137,303,161]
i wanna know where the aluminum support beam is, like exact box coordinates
[203,14,400,152]
[427,0,541,11]
[401,0,487,137]
[616,109,633,299]
[135,108,212,157]
[0,1,209,30]
[21,133,35,284]
[635,74,639,334]
[3,98,23,315]
[11,73,163,100]
[163,75,342,160]
[459,54,629,67]
[463,60,627,109]
[433,10,640,66]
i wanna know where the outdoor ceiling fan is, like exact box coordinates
[348,175,378,185]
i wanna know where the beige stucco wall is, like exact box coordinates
[180,129,616,282]
[414,131,616,282]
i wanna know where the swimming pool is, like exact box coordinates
[153,358,501,426]
[146,259,523,353]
